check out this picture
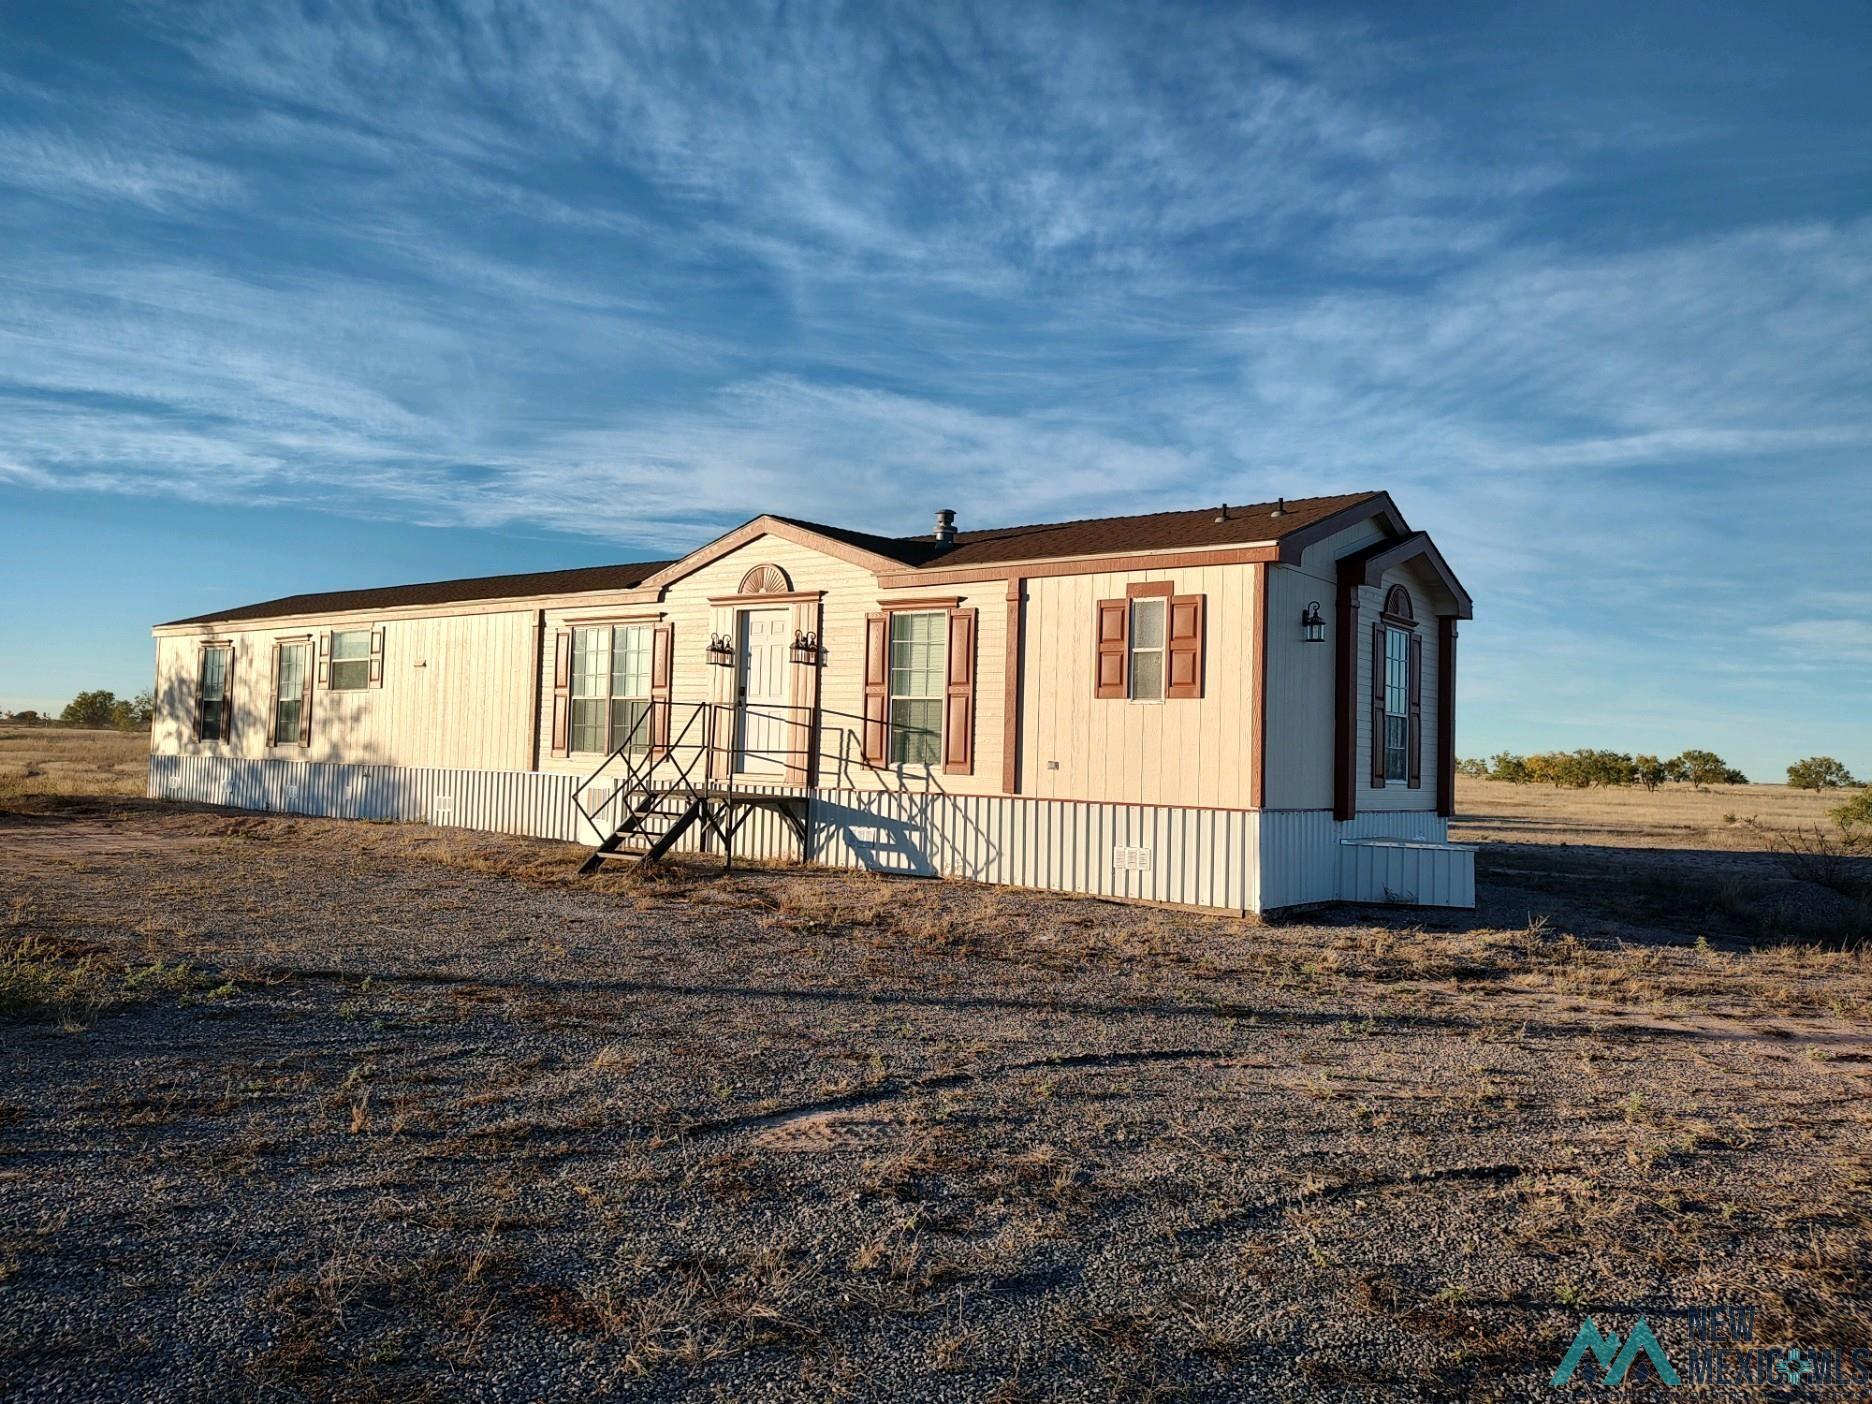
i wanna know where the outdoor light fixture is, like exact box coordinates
[789,629,822,665]
[705,633,735,667]
[1301,601,1326,643]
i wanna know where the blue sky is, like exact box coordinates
[1,0,1868,779]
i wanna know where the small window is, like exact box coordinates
[198,646,230,742]
[329,630,371,690]
[569,624,654,754]
[1129,597,1165,701]
[1383,626,1410,783]
[888,612,946,766]
[274,642,309,746]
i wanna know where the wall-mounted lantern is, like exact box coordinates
[1301,601,1326,644]
[789,630,822,665]
[705,633,735,667]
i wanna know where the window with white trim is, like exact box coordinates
[198,645,230,741]
[1383,626,1410,783]
[329,630,372,690]
[1129,596,1165,701]
[570,625,653,754]
[888,611,945,766]
[273,642,309,745]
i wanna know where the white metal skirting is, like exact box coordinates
[1338,838,1476,909]
[1255,809,1450,910]
[148,757,1459,913]
[149,754,588,842]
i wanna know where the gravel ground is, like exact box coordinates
[2,801,1869,1402]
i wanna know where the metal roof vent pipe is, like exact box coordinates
[1270,496,1287,518]
[932,508,957,547]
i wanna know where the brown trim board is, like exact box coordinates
[1250,563,1268,810]
[1003,575,1023,794]
[1437,616,1458,818]
[1333,571,1360,822]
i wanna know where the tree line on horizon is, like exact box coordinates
[2,690,153,733]
[1458,749,1863,792]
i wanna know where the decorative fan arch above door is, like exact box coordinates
[737,563,793,595]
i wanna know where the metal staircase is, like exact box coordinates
[572,702,722,875]
[570,698,815,878]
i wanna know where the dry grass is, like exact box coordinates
[1453,775,1854,851]
[0,727,149,804]
[3,757,1869,1397]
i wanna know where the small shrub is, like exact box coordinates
[1833,788,1872,836]
[1761,823,1871,900]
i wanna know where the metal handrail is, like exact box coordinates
[570,695,953,842]
[571,700,714,840]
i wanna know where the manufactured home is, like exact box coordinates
[148,491,1475,912]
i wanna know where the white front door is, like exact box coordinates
[735,608,791,776]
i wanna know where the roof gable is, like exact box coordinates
[636,514,921,591]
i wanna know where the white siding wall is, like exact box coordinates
[1019,564,1257,808]
[1262,562,1338,811]
[151,611,537,771]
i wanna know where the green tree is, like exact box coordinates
[1786,756,1858,790]
[1489,752,1531,784]
[1456,757,1490,779]
[1671,749,1746,786]
[1632,755,1669,791]
[109,691,154,732]
[59,690,118,729]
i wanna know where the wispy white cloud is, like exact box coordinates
[0,127,239,209]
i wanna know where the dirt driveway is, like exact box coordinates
[1,803,1868,1401]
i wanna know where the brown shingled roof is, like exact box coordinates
[162,492,1392,627]
[160,560,675,627]
[906,491,1382,568]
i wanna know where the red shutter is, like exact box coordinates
[316,632,330,688]
[862,613,889,765]
[650,623,674,756]
[1370,622,1386,787]
[368,627,385,687]
[298,646,313,747]
[550,629,572,757]
[1166,594,1205,699]
[1407,632,1423,789]
[1095,599,1128,699]
[943,608,976,774]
